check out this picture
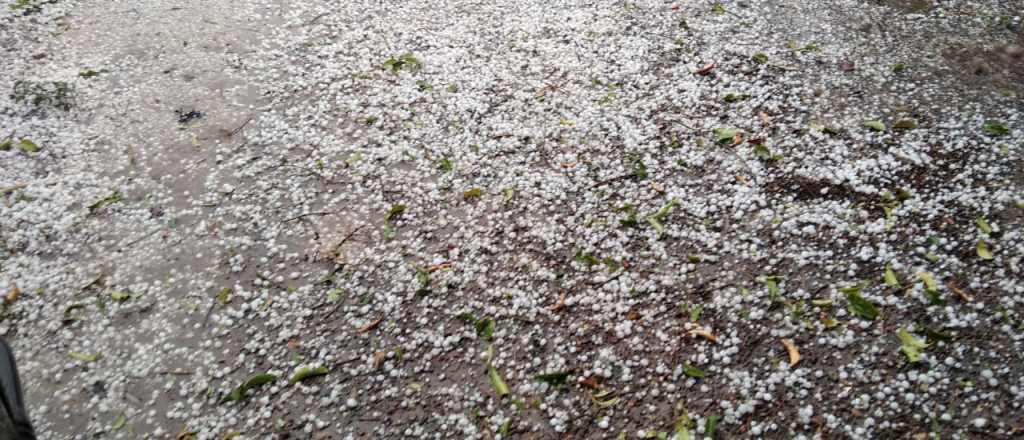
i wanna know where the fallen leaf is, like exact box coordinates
[781,339,801,366]
[976,240,994,260]
[982,120,1009,137]
[681,362,707,378]
[695,62,716,76]
[357,315,384,334]
[69,351,102,362]
[590,390,620,407]
[975,217,993,235]
[549,292,567,312]
[535,371,570,386]
[863,120,886,132]
[5,284,20,305]
[893,119,918,130]
[897,328,927,363]
[373,351,386,370]
[222,373,277,403]
[488,365,510,397]
[289,366,329,384]
[883,263,900,288]
[946,280,973,302]
[689,327,717,343]
[579,376,600,389]
[842,285,879,321]
[18,139,40,153]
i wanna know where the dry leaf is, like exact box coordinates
[560,162,577,169]
[549,292,567,312]
[689,327,718,343]
[695,62,716,76]
[357,315,384,334]
[947,281,973,302]
[781,339,801,366]
[5,284,20,305]
[759,111,773,125]
[736,175,750,185]
[650,181,665,193]
[427,262,452,273]
[373,351,386,370]
[627,310,640,321]
[578,376,600,389]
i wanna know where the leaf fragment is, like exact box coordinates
[69,351,102,362]
[535,371,570,386]
[488,365,510,397]
[290,366,329,384]
[781,339,801,367]
[976,240,994,260]
[897,328,927,363]
[883,263,900,288]
[843,285,879,321]
[893,119,918,130]
[863,120,886,132]
[384,204,406,222]
[222,373,277,403]
[462,188,484,200]
[475,316,495,340]
[975,217,992,235]
[713,127,740,144]
[982,120,1009,137]
[681,362,707,378]
[689,327,717,343]
[590,390,620,408]
[18,139,40,153]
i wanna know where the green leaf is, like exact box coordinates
[711,2,725,14]
[704,415,719,438]
[723,93,750,103]
[384,204,406,222]
[918,272,944,305]
[222,373,277,403]
[863,120,886,132]
[897,328,927,363]
[111,413,127,430]
[646,199,679,234]
[0,139,11,151]
[975,217,992,235]
[289,366,329,384]
[752,52,769,64]
[502,187,515,203]
[590,390,620,408]
[630,154,648,180]
[69,351,102,362]
[763,276,782,301]
[439,156,453,172]
[18,139,40,152]
[893,119,918,130]
[753,144,772,160]
[982,120,1009,137]
[713,128,740,144]
[216,287,232,305]
[475,317,495,340]
[976,240,994,260]
[535,371,570,386]
[891,63,907,73]
[883,263,900,288]
[109,291,131,301]
[88,192,122,213]
[488,365,510,397]
[843,285,879,321]
[79,69,101,78]
[681,362,707,378]
[463,188,484,200]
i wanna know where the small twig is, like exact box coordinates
[280,210,338,224]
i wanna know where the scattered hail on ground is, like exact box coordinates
[2,0,1023,438]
